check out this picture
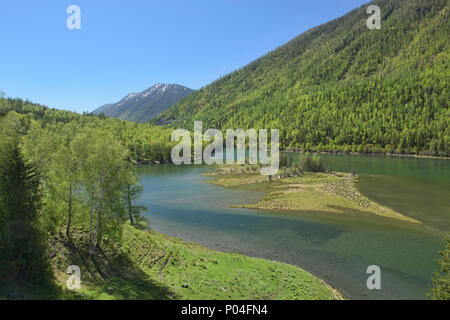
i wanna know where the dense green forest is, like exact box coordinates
[0,115,51,284]
[0,105,157,287]
[0,97,177,287]
[156,0,449,156]
[0,98,174,163]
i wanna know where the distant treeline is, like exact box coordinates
[0,98,175,163]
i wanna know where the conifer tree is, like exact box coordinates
[429,235,450,300]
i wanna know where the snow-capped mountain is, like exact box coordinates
[93,83,193,122]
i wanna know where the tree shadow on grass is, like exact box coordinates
[88,249,177,300]
[58,237,177,300]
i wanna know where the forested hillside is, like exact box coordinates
[0,98,174,163]
[157,0,449,156]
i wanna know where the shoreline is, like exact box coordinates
[283,149,450,160]
[131,151,450,166]
[204,166,421,224]
[145,227,345,300]
[39,224,344,300]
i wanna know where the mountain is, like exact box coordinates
[93,83,193,122]
[157,0,449,156]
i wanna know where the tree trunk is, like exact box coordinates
[94,178,104,251]
[127,184,134,225]
[66,182,72,237]
[89,182,95,257]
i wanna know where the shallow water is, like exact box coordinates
[136,155,449,300]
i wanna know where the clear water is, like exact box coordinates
[136,155,449,300]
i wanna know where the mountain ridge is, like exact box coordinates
[93,83,193,122]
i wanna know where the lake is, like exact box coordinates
[136,154,449,299]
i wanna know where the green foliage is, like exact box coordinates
[71,128,131,253]
[0,102,154,259]
[122,164,148,226]
[0,114,50,284]
[298,153,325,173]
[0,97,175,163]
[278,153,325,178]
[157,0,449,156]
[428,235,450,300]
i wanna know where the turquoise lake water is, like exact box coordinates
[136,154,449,299]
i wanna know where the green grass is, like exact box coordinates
[119,226,341,300]
[1,224,342,300]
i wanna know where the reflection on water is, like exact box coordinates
[136,155,449,300]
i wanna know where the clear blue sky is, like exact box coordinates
[0,0,369,113]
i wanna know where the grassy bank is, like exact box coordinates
[205,166,421,224]
[0,224,342,300]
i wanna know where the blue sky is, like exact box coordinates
[0,0,369,113]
